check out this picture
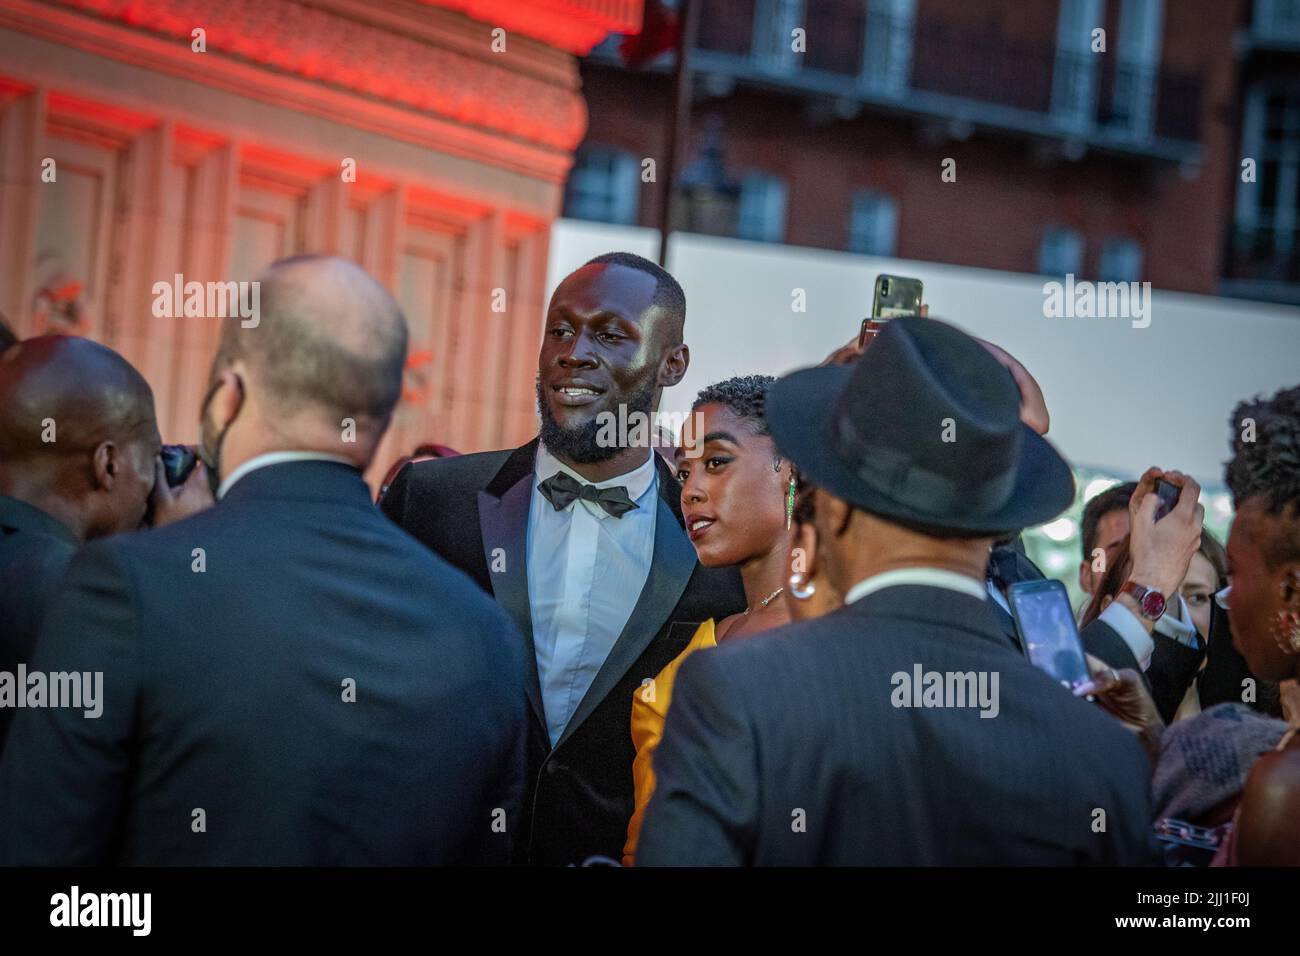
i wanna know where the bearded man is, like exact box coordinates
[382,252,745,865]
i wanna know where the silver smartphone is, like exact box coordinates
[860,274,924,347]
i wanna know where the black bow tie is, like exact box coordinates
[538,471,638,519]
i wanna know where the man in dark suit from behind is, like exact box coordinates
[0,336,163,751]
[827,333,1187,679]
[638,316,1164,866]
[382,252,746,864]
[0,255,527,865]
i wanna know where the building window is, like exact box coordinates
[861,0,916,95]
[1109,0,1164,140]
[752,0,805,74]
[1233,86,1300,274]
[1051,0,1103,132]
[563,146,640,225]
[1099,237,1144,282]
[847,191,898,257]
[1039,226,1084,276]
[737,173,788,243]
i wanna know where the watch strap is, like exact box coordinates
[1121,579,1167,622]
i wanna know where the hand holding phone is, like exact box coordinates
[872,274,924,319]
[1153,478,1179,522]
[1074,653,1165,761]
[859,274,926,348]
[1008,579,1092,691]
[1127,467,1205,605]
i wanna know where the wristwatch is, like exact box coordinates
[1120,580,1168,622]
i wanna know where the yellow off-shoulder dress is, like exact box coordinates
[623,618,717,866]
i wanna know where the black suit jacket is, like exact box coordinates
[987,540,1141,671]
[0,495,79,752]
[381,438,747,865]
[638,585,1156,865]
[0,461,527,865]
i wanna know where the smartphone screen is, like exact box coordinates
[1008,580,1092,690]
[1154,479,1179,522]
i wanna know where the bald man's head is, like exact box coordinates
[0,335,160,539]
[0,336,157,460]
[211,255,407,427]
[199,256,408,482]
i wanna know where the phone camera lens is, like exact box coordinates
[880,279,890,296]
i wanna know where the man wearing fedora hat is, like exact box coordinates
[637,316,1157,865]
[827,321,1201,674]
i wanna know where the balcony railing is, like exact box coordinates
[686,0,1202,148]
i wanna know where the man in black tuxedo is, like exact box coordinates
[0,255,527,865]
[382,252,745,864]
[638,316,1159,865]
[0,337,165,751]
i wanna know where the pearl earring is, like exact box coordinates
[789,571,817,601]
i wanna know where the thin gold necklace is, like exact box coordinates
[744,587,784,615]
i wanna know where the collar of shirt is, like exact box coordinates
[534,442,658,517]
[1155,594,1200,648]
[218,452,355,500]
[845,567,988,605]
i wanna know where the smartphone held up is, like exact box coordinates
[859,274,925,348]
[1008,579,1093,692]
[1153,477,1180,522]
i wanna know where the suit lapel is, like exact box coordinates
[478,442,545,731]
[555,460,696,749]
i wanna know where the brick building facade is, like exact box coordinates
[570,0,1300,304]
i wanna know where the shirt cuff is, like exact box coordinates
[1098,600,1155,671]
[1154,595,1201,650]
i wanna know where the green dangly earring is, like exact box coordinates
[785,474,796,530]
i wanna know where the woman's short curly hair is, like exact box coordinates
[692,374,777,436]
[1226,383,1300,567]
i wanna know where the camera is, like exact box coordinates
[160,444,199,488]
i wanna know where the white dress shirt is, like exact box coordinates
[528,443,658,747]
[217,451,355,499]
[846,567,989,605]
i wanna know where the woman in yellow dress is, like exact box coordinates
[622,375,841,865]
